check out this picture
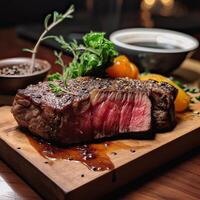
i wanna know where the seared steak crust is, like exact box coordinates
[12,77,177,144]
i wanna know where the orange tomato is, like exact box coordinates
[140,73,190,112]
[106,55,139,79]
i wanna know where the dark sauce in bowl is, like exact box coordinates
[128,41,182,50]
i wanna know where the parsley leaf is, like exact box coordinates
[52,31,118,81]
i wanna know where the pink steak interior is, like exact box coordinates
[64,90,152,139]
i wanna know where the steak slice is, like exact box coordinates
[12,77,177,145]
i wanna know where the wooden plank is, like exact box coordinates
[0,59,199,199]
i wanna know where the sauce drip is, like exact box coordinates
[28,136,133,171]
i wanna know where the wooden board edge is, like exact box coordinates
[0,139,67,200]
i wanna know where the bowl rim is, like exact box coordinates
[110,28,199,53]
[0,57,51,78]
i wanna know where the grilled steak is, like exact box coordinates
[12,77,177,145]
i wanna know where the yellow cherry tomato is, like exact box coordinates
[106,55,139,79]
[140,73,190,112]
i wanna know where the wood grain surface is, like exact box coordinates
[0,28,200,200]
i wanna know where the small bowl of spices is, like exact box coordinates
[0,5,75,98]
[0,57,51,94]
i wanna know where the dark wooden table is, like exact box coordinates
[0,28,200,200]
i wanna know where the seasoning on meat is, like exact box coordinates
[12,77,177,145]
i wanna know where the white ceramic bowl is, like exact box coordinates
[110,28,199,74]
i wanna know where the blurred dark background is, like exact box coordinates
[1,0,200,46]
[0,0,200,30]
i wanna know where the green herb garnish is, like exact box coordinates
[189,88,199,94]
[23,5,74,73]
[195,95,200,101]
[169,77,185,89]
[48,82,63,93]
[48,72,63,81]
[47,51,67,82]
[169,77,200,94]
[40,7,118,95]
[48,81,77,95]
[51,32,118,81]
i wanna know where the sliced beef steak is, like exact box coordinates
[12,77,177,145]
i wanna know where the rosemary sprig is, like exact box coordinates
[47,72,63,81]
[54,51,67,71]
[23,5,74,74]
[169,77,200,94]
[49,32,118,81]
[47,51,67,82]
[48,82,77,95]
[48,50,70,85]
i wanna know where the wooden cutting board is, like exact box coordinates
[0,59,200,200]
